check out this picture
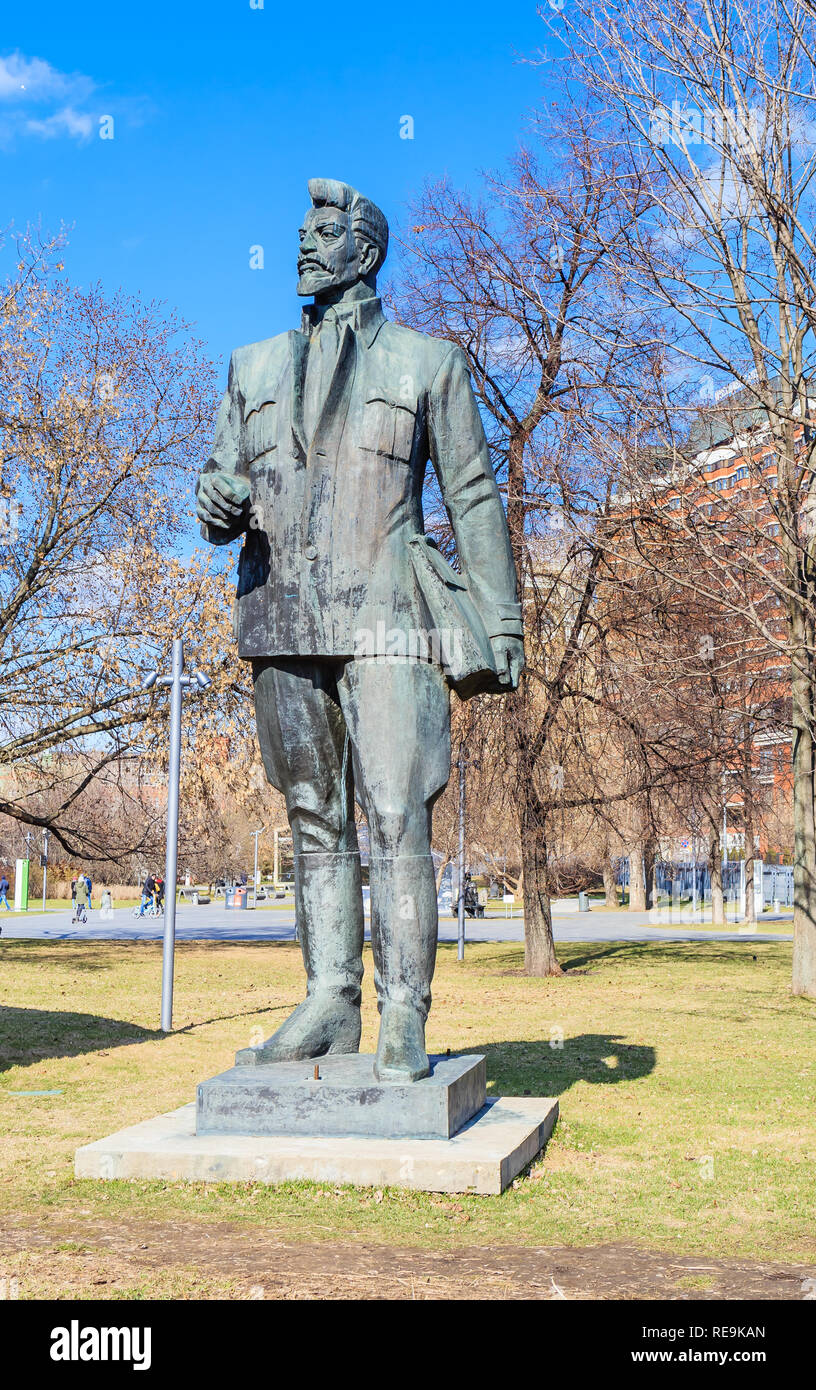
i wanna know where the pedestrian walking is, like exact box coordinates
[138,874,156,916]
[72,873,88,925]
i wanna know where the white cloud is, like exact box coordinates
[0,50,97,142]
[25,106,95,141]
[0,51,94,105]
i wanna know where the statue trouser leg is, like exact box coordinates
[367,853,439,1080]
[338,657,451,1082]
[236,659,364,1066]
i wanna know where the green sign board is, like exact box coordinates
[15,858,29,912]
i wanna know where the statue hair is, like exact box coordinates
[307,178,389,274]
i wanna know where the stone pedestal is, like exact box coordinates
[196,1053,485,1141]
[75,1095,558,1195]
[74,1050,558,1195]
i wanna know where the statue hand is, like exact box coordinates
[196,471,250,530]
[491,636,525,690]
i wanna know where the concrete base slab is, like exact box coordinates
[75,1096,558,1195]
[197,1053,486,1140]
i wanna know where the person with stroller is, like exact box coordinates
[72,873,89,925]
[138,874,157,917]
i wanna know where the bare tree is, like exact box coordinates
[0,230,235,858]
[557,0,816,993]
[391,115,691,971]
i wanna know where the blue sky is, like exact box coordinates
[3,0,554,375]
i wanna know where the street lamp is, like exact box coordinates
[455,744,479,962]
[689,808,700,922]
[142,638,211,1032]
[722,769,729,919]
[250,826,265,907]
[41,827,49,912]
[721,767,738,920]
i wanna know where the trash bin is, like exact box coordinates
[234,887,248,909]
[578,890,591,912]
[225,888,236,909]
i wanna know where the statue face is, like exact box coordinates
[297,206,362,299]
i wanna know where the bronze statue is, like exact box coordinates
[196,178,523,1081]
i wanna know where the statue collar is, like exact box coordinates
[300,295,386,349]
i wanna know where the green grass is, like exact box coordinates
[0,937,814,1267]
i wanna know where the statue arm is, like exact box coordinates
[426,345,523,645]
[196,353,250,546]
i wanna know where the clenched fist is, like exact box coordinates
[196,471,250,531]
[490,636,525,690]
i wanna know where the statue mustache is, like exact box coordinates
[298,253,333,274]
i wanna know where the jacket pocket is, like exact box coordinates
[244,395,278,463]
[362,394,416,461]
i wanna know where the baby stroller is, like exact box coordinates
[72,900,88,925]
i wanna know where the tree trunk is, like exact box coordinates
[435,853,451,895]
[628,843,646,910]
[643,838,656,911]
[791,638,816,996]
[506,431,527,585]
[602,854,618,908]
[709,829,724,926]
[520,802,563,976]
[743,856,755,923]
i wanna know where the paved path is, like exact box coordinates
[0,902,792,944]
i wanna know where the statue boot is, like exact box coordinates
[369,854,438,1082]
[235,850,364,1065]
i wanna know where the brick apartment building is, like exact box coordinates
[620,377,808,861]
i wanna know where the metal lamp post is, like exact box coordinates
[722,767,737,921]
[250,826,265,907]
[41,827,49,911]
[722,771,729,920]
[455,745,479,962]
[457,750,466,961]
[143,639,211,1033]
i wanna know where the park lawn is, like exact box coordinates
[0,937,814,1274]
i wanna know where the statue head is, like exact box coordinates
[297,178,389,301]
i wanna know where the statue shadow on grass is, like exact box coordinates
[0,1001,280,1072]
[0,1005,162,1073]
[467,1033,656,1099]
